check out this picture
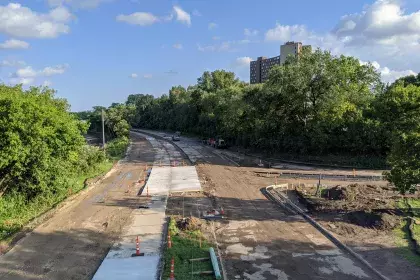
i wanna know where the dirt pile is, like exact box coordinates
[176,217,203,232]
[346,211,400,230]
[296,184,405,230]
[299,184,398,212]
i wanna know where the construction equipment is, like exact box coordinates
[202,207,224,220]
[207,137,227,149]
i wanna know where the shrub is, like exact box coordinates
[106,137,129,159]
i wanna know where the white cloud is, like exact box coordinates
[0,60,26,67]
[381,67,416,83]
[265,24,309,42]
[212,36,221,41]
[361,60,416,84]
[244,28,258,37]
[116,12,159,26]
[333,0,420,46]
[14,66,37,78]
[47,0,112,9]
[192,9,201,17]
[263,0,420,81]
[208,22,218,30]
[173,43,183,49]
[10,64,69,85]
[10,77,34,85]
[49,6,72,22]
[0,3,73,38]
[143,74,152,79]
[233,56,253,68]
[173,6,191,26]
[130,73,138,78]
[41,64,69,76]
[0,39,29,49]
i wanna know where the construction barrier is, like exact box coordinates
[132,236,144,257]
[169,257,175,280]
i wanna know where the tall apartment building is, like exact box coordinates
[250,41,311,84]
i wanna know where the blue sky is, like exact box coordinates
[1,0,420,111]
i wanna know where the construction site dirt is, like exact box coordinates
[2,131,419,280]
[281,183,420,280]
[0,133,154,280]
[187,163,419,280]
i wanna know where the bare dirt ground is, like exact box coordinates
[0,133,154,280]
[195,164,382,280]
[288,184,420,280]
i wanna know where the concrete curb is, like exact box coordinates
[264,185,391,280]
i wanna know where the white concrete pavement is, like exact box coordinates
[93,133,201,280]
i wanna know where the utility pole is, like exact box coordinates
[102,109,106,152]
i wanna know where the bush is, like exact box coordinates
[76,145,107,173]
[106,137,130,159]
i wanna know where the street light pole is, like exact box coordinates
[102,109,106,152]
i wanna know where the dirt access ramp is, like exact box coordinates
[197,164,381,280]
[0,133,154,280]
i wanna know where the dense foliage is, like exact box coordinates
[118,50,419,193]
[0,85,113,239]
[0,85,91,199]
[126,50,387,155]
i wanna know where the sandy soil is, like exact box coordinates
[0,133,154,280]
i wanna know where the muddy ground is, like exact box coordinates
[0,133,154,280]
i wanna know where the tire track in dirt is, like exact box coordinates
[197,164,380,280]
[0,133,155,280]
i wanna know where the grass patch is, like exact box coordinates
[393,220,420,265]
[163,217,217,280]
[0,160,113,241]
[394,198,420,265]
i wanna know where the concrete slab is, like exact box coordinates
[94,132,203,280]
[171,166,201,192]
[93,256,160,280]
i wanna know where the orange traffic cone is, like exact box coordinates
[132,236,144,257]
[169,257,175,280]
[167,233,172,248]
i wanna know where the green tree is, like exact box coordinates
[0,85,87,199]
[385,133,420,194]
[378,84,420,193]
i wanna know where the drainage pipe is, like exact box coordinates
[209,247,222,279]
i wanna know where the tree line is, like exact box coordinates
[93,50,418,193]
[0,85,125,239]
